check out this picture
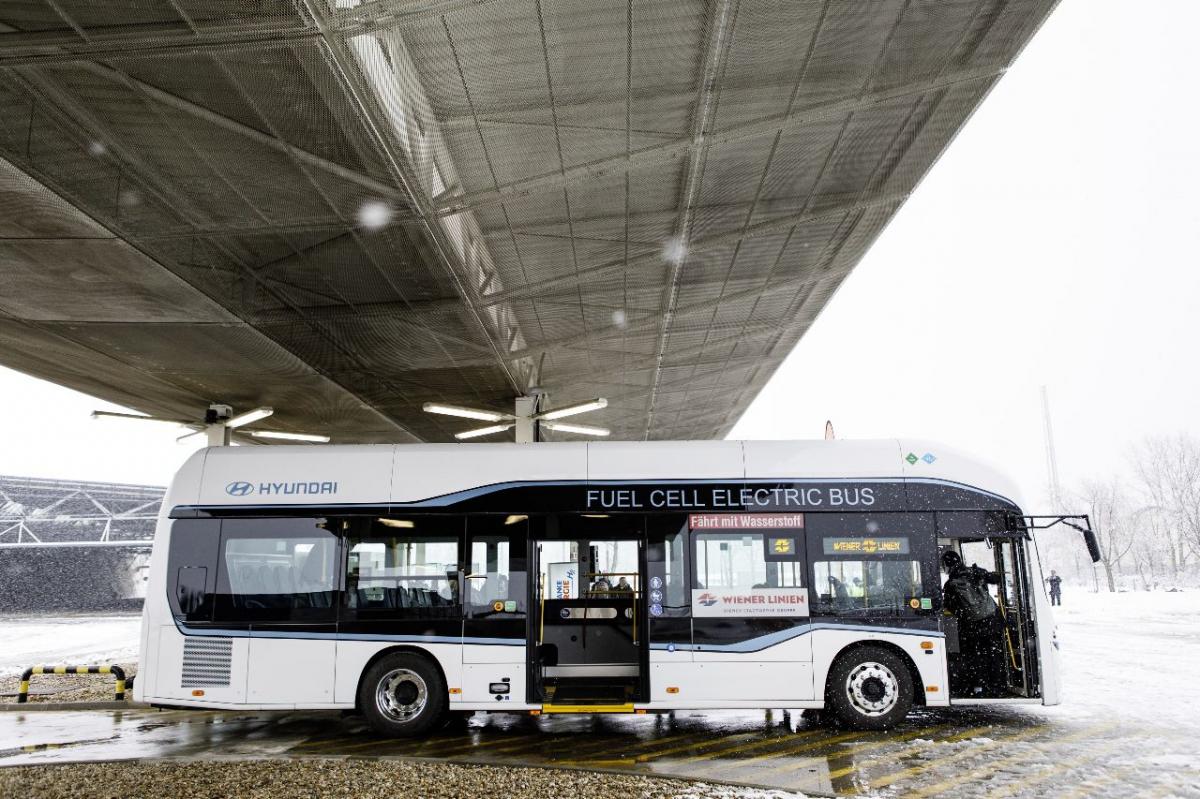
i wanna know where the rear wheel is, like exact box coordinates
[826,646,913,730]
[359,652,447,737]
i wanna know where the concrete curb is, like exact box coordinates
[0,702,149,712]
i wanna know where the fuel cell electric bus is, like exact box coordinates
[136,440,1099,734]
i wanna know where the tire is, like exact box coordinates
[825,646,914,730]
[359,652,447,737]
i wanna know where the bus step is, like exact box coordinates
[541,703,635,714]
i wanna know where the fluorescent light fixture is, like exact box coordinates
[536,398,607,421]
[226,406,274,428]
[250,431,330,443]
[542,421,610,437]
[423,402,508,422]
[505,514,529,526]
[378,518,415,528]
[455,423,514,440]
[91,410,188,427]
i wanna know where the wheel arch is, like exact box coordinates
[354,645,449,713]
[824,640,925,707]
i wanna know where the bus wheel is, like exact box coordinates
[360,652,447,737]
[826,646,913,730]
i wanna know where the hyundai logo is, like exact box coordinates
[225,481,254,497]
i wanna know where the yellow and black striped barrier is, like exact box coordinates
[16,664,129,704]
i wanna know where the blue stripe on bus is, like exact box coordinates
[651,623,944,653]
[176,623,522,646]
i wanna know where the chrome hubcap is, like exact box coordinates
[376,668,428,722]
[845,661,899,717]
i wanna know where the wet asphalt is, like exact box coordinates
[1,705,1195,797]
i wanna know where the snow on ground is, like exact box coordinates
[1045,589,1200,729]
[0,614,141,678]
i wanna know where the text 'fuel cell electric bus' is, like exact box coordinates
[136,440,1099,734]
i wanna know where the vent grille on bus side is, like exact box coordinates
[181,637,233,688]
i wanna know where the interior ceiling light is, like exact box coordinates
[423,402,510,422]
[378,518,415,528]
[249,431,331,443]
[542,421,610,437]
[226,407,274,428]
[455,423,515,440]
[536,398,607,421]
[505,515,529,525]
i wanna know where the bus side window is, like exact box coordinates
[214,518,339,622]
[344,516,462,619]
[647,515,690,615]
[465,515,527,616]
[166,519,220,623]
[811,559,923,616]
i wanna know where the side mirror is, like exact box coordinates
[1082,530,1102,564]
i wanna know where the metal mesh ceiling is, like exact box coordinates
[0,0,1057,443]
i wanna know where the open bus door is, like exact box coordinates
[939,514,1098,704]
[530,517,647,711]
[1023,515,1102,706]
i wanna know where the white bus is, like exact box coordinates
[136,440,1098,735]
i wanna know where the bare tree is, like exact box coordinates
[1075,478,1135,592]
[1134,434,1200,575]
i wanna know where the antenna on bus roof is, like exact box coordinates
[824,420,835,440]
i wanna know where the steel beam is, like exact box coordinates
[482,190,903,308]
[434,63,1002,216]
[301,0,522,395]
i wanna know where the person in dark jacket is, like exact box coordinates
[1047,570,1063,606]
[941,549,1007,695]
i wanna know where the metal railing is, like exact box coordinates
[16,664,130,703]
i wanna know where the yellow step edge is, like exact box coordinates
[541,703,635,714]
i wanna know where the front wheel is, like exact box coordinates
[359,652,447,737]
[826,646,913,730]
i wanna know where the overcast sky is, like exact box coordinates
[1,0,1196,508]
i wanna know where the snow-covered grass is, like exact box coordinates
[0,614,141,678]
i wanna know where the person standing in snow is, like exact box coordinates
[1047,570,1063,606]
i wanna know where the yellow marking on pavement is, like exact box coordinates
[865,724,1049,792]
[670,727,832,766]
[986,739,1124,799]
[721,724,952,781]
[550,730,703,762]
[683,727,892,779]
[823,726,995,781]
[559,732,761,767]
[902,723,1117,798]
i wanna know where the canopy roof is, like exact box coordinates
[0,0,1056,442]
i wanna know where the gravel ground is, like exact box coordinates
[0,760,806,799]
[0,667,137,705]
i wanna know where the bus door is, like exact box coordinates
[939,512,1038,699]
[460,515,529,706]
[530,515,647,708]
[992,538,1035,696]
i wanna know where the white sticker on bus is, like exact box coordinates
[691,588,809,617]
